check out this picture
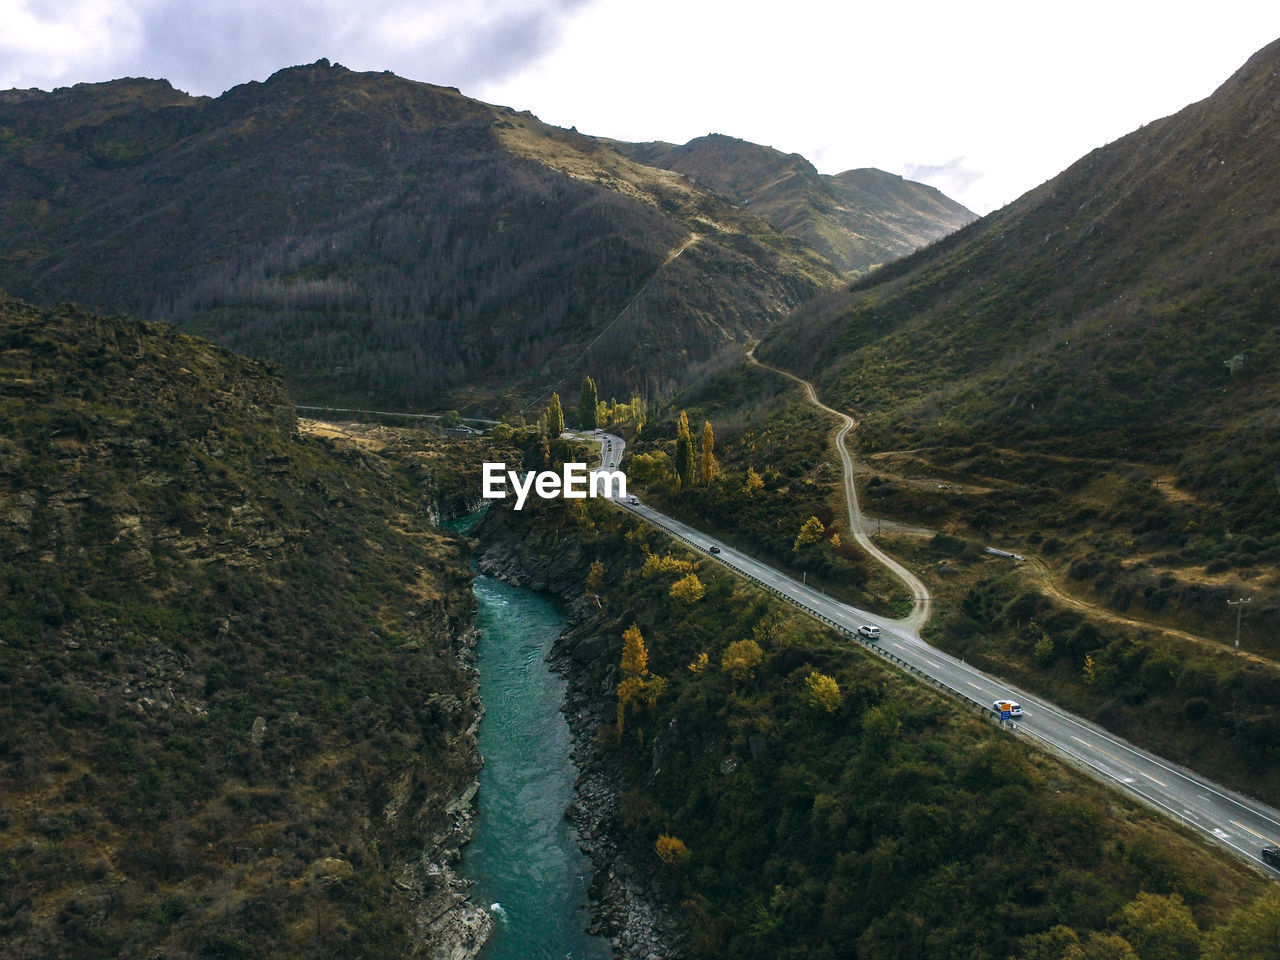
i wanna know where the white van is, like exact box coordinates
[993,699,1023,718]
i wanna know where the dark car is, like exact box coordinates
[708,546,721,555]
[1263,846,1280,868]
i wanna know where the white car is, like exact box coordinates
[993,699,1023,718]
[857,624,880,640]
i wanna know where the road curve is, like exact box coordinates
[745,347,931,632]
[572,428,1280,879]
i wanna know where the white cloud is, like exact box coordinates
[0,0,595,95]
[0,0,145,89]
[1,0,1278,212]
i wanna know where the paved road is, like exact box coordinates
[574,429,1280,877]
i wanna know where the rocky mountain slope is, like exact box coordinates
[0,294,488,958]
[746,38,1280,804]
[0,60,848,412]
[620,134,975,275]
[759,36,1280,564]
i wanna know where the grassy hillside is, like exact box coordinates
[760,39,1280,556]
[0,60,839,411]
[619,134,975,275]
[0,295,487,958]
[748,38,1280,806]
[477,495,1279,960]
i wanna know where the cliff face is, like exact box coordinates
[0,295,489,958]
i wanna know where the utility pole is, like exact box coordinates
[1228,597,1252,659]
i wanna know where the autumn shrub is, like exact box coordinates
[655,834,690,867]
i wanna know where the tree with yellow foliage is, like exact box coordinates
[721,638,763,681]
[620,623,648,679]
[669,572,705,604]
[744,466,764,495]
[674,410,695,491]
[793,516,825,551]
[805,671,842,713]
[655,834,690,867]
[699,420,717,485]
[618,623,664,734]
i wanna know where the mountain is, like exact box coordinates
[0,60,847,412]
[758,37,1280,560]
[0,294,489,957]
[744,39,1280,797]
[617,134,976,275]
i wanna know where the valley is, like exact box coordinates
[5,31,1280,960]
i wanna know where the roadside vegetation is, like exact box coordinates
[624,361,909,616]
[880,528,1280,807]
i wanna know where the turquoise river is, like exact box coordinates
[464,570,611,960]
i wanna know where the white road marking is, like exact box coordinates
[1072,736,1168,787]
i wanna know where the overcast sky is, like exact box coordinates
[4,1,1279,214]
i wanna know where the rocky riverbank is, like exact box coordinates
[476,506,685,960]
[403,624,493,959]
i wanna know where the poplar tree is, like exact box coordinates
[617,623,650,734]
[674,410,694,491]
[578,376,599,429]
[544,392,565,439]
[699,420,717,485]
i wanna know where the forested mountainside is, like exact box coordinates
[0,60,849,411]
[0,294,488,957]
[619,134,976,275]
[748,38,1280,804]
[759,36,1280,561]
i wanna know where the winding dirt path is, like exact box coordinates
[743,348,1278,668]
[1022,557,1278,668]
[746,346,932,632]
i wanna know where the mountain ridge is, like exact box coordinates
[0,59,977,412]
[616,132,976,275]
[760,35,1280,497]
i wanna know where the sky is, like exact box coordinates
[3,1,1279,214]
